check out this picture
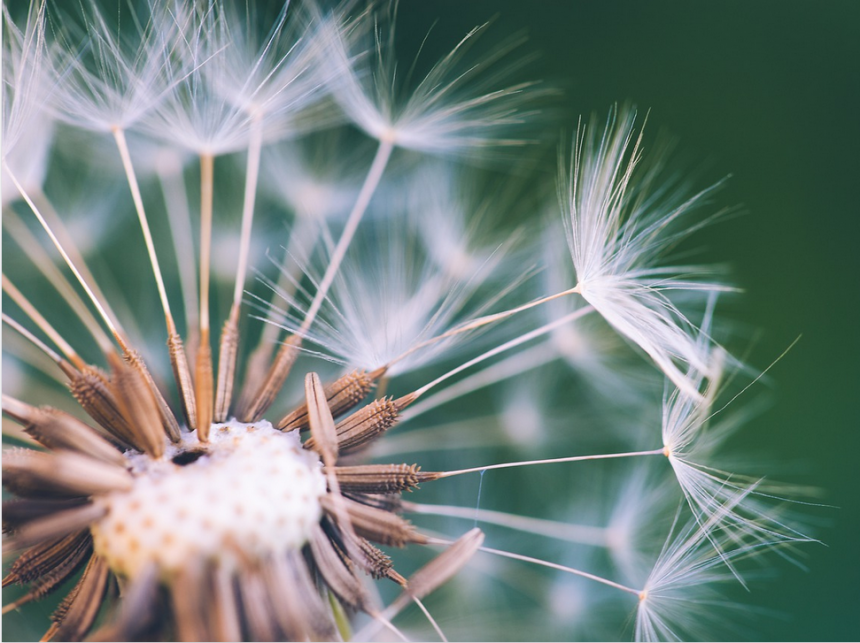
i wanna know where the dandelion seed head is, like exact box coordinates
[91,420,325,580]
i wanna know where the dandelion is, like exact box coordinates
[2,1,817,642]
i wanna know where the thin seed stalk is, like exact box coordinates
[195,327,213,442]
[196,153,215,441]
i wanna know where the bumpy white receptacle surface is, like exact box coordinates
[91,420,326,579]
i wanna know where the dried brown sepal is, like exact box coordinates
[238,564,279,642]
[213,304,241,423]
[122,348,181,443]
[3,449,132,499]
[3,503,106,553]
[278,367,383,432]
[307,523,367,609]
[405,528,484,601]
[304,372,339,465]
[208,561,242,643]
[2,396,125,467]
[68,367,137,450]
[194,328,214,442]
[2,498,90,533]
[167,330,198,432]
[320,494,426,548]
[238,334,302,422]
[87,560,159,643]
[261,552,335,641]
[3,530,91,587]
[170,556,209,642]
[111,353,166,458]
[333,463,440,494]
[43,554,109,642]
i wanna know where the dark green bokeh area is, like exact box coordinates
[399,0,859,640]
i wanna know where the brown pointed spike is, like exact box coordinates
[167,330,197,431]
[307,524,367,609]
[239,334,302,422]
[2,535,92,613]
[278,368,380,431]
[2,396,125,467]
[3,498,89,533]
[3,450,132,499]
[333,463,439,494]
[213,304,241,423]
[4,504,106,554]
[110,353,167,458]
[320,494,426,548]
[68,367,137,449]
[47,554,110,642]
[123,348,181,442]
[194,328,214,442]
[305,396,401,455]
[304,372,339,465]
[3,530,91,586]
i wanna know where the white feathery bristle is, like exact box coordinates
[91,420,325,579]
[49,0,185,132]
[561,107,733,399]
[635,510,770,642]
[321,4,543,155]
[2,0,54,200]
[272,184,508,375]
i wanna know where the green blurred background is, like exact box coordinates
[3,0,858,640]
[398,1,860,640]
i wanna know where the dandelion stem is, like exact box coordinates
[232,117,264,308]
[2,313,75,375]
[112,127,174,327]
[3,209,114,355]
[32,188,125,335]
[299,139,394,334]
[199,153,215,335]
[196,153,215,440]
[405,502,609,546]
[2,276,83,369]
[214,118,264,421]
[156,152,199,342]
[475,545,641,596]
[2,160,124,349]
[387,286,582,370]
[401,340,557,421]
[435,448,665,478]
[411,306,595,400]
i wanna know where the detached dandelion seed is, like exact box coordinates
[2,1,819,642]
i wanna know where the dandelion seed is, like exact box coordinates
[560,106,733,399]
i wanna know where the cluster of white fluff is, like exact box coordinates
[2,1,815,641]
